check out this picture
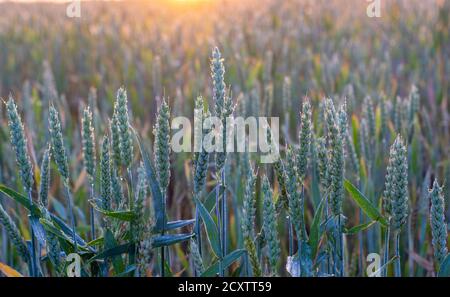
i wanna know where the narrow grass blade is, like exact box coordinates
[131,128,165,232]
[39,218,76,249]
[309,196,326,258]
[87,243,134,264]
[29,215,46,246]
[0,184,41,216]
[90,202,136,221]
[114,265,136,277]
[344,221,376,235]
[87,237,104,247]
[201,249,246,277]
[152,233,194,248]
[194,196,221,258]
[165,219,196,231]
[344,179,388,227]
[104,229,125,274]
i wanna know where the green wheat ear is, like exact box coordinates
[429,179,448,268]
[6,95,34,193]
[297,98,312,180]
[39,145,62,275]
[261,174,280,276]
[211,47,233,173]
[0,204,30,265]
[134,162,148,242]
[137,223,154,277]
[111,166,125,209]
[241,155,257,239]
[363,96,376,141]
[338,101,359,175]
[211,47,233,174]
[384,134,409,231]
[285,146,302,234]
[81,106,96,183]
[325,98,345,217]
[190,238,204,276]
[241,154,262,277]
[49,104,70,183]
[153,97,171,193]
[100,135,112,212]
[316,136,329,190]
[211,47,226,118]
[193,96,209,196]
[114,87,133,168]
[273,156,288,213]
[244,237,262,277]
[110,113,122,170]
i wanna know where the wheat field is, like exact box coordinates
[0,0,449,277]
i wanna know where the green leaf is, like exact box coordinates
[194,196,221,258]
[0,184,41,216]
[438,254,450,277]
[90,203,136,221]
[52,198,67,220]
[201,249,246,277]
[152,233,194,248]
[104,229,125,274]
[50,213,91,249]
[131,128,165,232]
[114,265,136,277]
[87,243,134,264]
[0,184,92,250]
[163,261,174,277]
[344,179,388,227]
[311,169,321,210]
[309,196,326,259]
[39,218,90,254]
[344,221,376,235]
[165,219,196,231]
[87,237,104,247]
[39,218,72,244]
[204,185,220,213]
[30,215,46,246]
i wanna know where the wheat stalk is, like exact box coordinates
[429,179,448,270]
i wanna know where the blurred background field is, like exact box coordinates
[0,0,448,277]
